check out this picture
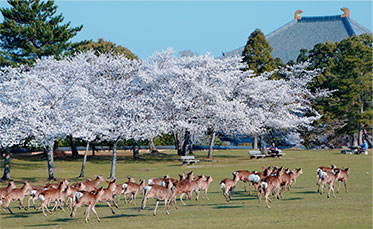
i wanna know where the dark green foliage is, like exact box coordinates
[299,34,372,147]
[68,38,138,60]
[241,28,276,75]
[0,0,83,67]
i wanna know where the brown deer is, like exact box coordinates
[316,165,336,191]
[63,182,86,210]
[122,179,145,206]
[233,170,252,193]
[0,181,17,205]
[138,181,173,216]
[27,185,45,209]
[72,175,106,192]
[197,176,213,200]
[2,181,32,214]
[336,168,350,193]
[289,168,303,188]
[70,187,105,223]
[220,174,240,202]
[258,170,283,208]
[38,179,69,216]
[94,179,118,214]
[167,174,195,209]
[317,168,342,198]
[189,175,206,201]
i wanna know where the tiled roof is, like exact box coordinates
[223,13,371,62]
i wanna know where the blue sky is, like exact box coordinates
[0,1,372,59]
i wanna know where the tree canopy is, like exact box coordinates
[0,0,83,67]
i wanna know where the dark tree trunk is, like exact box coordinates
[79,141,89,178]
[259,135,265,153]
[109,140,119,179]
[1,147,11,181]
[174,131,183,155]
[46,142,55,181]
[133,140,140,160]
[92,143,96,156]
[70,135,79,157]
[207,131,216,159]
[181,131,192,156]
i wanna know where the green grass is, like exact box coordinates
[0,149,372,228]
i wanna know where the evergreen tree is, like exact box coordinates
[300,34,372,148]
[241,28,276,75]
[0,0,83,67]
[69,38,138,60]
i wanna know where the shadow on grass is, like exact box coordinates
[282,197,304,201]
[295,191,317,194]
[102,213,137,219]
[24,223,59,227]
[2,210,41,218]
[213,205,244,209]
[52,217,77,222]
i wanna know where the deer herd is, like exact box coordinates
[0,164,350,223]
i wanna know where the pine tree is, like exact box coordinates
[241,28,276,75]
[68,38,138,60]
[0,0,83,67]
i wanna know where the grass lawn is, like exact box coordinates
[0,149,372,228]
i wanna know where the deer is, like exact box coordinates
[317,168,342,198]
[197,176,213,200]
[38,179,69,216]
[258,169,283,208]
[138,181,173,216]
[63,182,86,210]
[189,175,206,201]
[0,181,17,206]
[220,173,240,202]
[70,187,105,223]
[232,170,252,193]
[95,179,118,214]
[316,165,336,191]
[2,181,32,214]
[72,175,106,192]
[27,185,45,209]
[288,168,303,188]
[336,168,350,193]
[279,169,292,197]
[122,179,145,206]
[250,166,273,197]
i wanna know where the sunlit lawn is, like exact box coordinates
[0,149,372,228]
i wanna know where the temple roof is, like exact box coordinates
[223,8,371,62]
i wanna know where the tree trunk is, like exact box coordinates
[70,135,79,157]
[79,141,90,178]
[253,134,258,149]
[149,137,158,153]
[109,140,119,179]
[181,131,192,156]
[46,141,55,181]
[259,135,265,153]
[92,143,96,156]
[352,133,358,146]
[1,147,11,181]
[133,140,140,160]
[174,131,184,155]
[207,131,216,159]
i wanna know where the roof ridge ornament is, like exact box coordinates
[341,8,350,18]
[294,10,303,20]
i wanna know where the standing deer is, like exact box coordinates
[317,168,342,198]
[138,181,173,216]
[336,168,350,193]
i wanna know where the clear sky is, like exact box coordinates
[0,1,372,59]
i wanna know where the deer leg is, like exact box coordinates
[204,189,209,200]
[344,180,348,192]
[165,199,170,215]
[153,200,159,216]
[112,198,119,208]
[132,193,137,206]
[4,198,14,214]
[243,181,247,192]
[195,190,200,201]
[265,192,271,208]
[91,206,100,222]
[85,206,91,223]
[138,197,147,212]
[106,201,115,214]
[179,193,186,205]
[249,182,252,195]
[337,180,341,193]
[41,203,48,217]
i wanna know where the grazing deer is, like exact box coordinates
[138,181,173,216]
[258,170,283,208]
[317,168,342,198]
[122,180,145,206]
[70,187,105,223]
[336,168,350,193]
[0,181,17,206]
[2,181,32,214]
[220,174,240,202]
[233,170,252,193]
[197,176,213,200]
[38,179,69,216]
